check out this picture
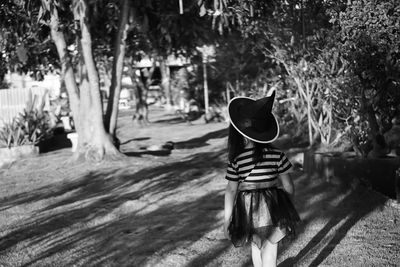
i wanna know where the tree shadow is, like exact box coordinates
[148,110,188,124]
[291,184,386,266]
[120,137,151,146]
[37,133,73,153]
[0,146,389,266]
[185,241,232,267]
[18,192,226,267]
[124,149,171,157]
[152,116,188,124]
[0,148,228,264]
[275,172,387,266]
[238,171,387,267]
[174,128,228,149]
[0,147,226,212]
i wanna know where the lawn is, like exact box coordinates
[0,106,399,267]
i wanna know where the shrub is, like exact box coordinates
[331,0,400,155]
[0,109,51,148]
[0,120,26,148]
[0,92,52,149]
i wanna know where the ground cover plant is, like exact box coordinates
[0,93,51,149]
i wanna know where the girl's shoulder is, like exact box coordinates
[233,147,255,161]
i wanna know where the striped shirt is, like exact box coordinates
[225,147,292,183]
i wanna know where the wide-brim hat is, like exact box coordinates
[228,92,279,143]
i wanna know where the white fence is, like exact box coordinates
[0,87,50,127]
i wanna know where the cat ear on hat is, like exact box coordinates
[266,91,276,112]
[252,91,276,119]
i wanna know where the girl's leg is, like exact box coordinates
[251,235,262,267]
[261,239,278,267]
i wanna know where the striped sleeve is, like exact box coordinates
[225,161,239,181]
[277,152,292,173]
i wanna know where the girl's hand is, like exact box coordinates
[224,180,237,240]
[223,220,231,240]
[280,173,295,196]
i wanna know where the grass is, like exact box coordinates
[0,106,399,267]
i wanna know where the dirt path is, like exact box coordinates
[0,107,399,267]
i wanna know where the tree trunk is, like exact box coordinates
[104,0,130,136]
[361,89,380,137]
[305,81,313,146]
[160,59,172,106]
[98,55,112,99]
[45,0,122,161]
[48,5,81,135]
[129,66,149,124]
[74,0,121,160]
[202,59,209,116]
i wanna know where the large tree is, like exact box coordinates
[44,0,121,160]
[102,0,130,136]
[1,0,220,160]
[0,0,125,160]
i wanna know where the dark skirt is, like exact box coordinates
[228,187,300,248]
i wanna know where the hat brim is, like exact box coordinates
[228,97,280,143]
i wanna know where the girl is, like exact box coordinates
[224,92,300,267]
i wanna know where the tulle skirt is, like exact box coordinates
[228,187,300,248]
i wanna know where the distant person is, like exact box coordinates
[224,92,300,267]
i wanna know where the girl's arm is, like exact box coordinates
[224,180,238,238]
[279,172,295,196]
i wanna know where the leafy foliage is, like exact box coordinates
[0,0,60,78]
[209,0,399,155]
[0,89,52,148]
[328,0,400,155]
[1,0,398,157]
[0,106,51,149]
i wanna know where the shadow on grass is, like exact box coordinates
[18,192,226,267]
[276,173,387,267]
[185,241,232,267]
[124,149,172,157]
[239,172,387,267]
[0,147,229,266]
[121,128,227,157]
[0,150,388,266]
[174,128,228,149]
[120,137,151,146]
[148,109,191,124]
[152,116,187,124]
[0,147,226,211]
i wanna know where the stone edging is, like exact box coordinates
[0,145,39,169]
[303,150,400,202]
